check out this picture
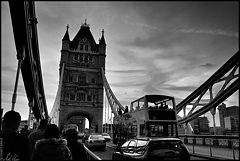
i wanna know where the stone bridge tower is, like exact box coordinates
[58,21,106,133]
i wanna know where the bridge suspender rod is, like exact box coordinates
[101,67,124,116]
[11,60,23,111]
[104,92,107,124]
[49,63,65,124]
[11,45,25,111]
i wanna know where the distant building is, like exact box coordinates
[224,116,239,131]
[209,126,226,135]
[191,116,210,134]
[218,103,239,134]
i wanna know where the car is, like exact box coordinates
[102,133,111,142]
[85,134,106,151]
[78,132,85,139]
[112,137,190,160]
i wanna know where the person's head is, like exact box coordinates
[65,128,78,142]
[24,125,28,129]
[38,119,48,129]
[2,110,21,131]
[45,124,60,139]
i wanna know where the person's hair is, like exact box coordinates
[65,128,78,142]
[45,124,60,139]
[38,119,48,129]
[2,110,21,131]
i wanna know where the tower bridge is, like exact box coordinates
[6,1,239,160]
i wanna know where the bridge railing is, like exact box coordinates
[179,134,239,160]
[83,145,101,160]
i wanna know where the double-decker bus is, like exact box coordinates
[112,95,178,145]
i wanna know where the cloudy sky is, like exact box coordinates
[1,2,239,126]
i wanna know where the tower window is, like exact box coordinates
[85,45,88,51]
[73,74,78,82]
[91,78,96,84]
[79,54,83,62]
[69,75,73,82]
[80,44,83,50]
[84,55,88,63]
[77,93,85,101]
[65,93,69,100]
[73,54,78,60]
[70,93,75,101]
[89,55,93,62]
[78,75,86,83]
[87,95,92,102]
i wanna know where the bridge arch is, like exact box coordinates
[61,110,100,133]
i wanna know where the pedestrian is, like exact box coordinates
[124,106,129,114]
[65,128,87,160]
[32,124,72,160]
[28,119,48,159]
[1,110,30,160]
[20,125,30,138]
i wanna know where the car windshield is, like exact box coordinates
[102,133,109,136]
[135,140,148,154]
[90,135,104,140]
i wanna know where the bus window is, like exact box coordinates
[148,102,155,109]
[139,98,145,110]
[132,102,138,111]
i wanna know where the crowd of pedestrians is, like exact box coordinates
[1,110,87,161]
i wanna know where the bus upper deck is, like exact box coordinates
[113,95,178,145]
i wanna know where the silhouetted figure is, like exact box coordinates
[124,106,129,114]
[32,124,72,160]
[118,108,122,115]
[163,102,168,109]
[2,110,30,160]
[28,119,48,159]
[65,129,87,160]
[20,125,30,138]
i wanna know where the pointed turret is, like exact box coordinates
[99,29,106,55]
[99,29,106,45]
[62,24,70,41]
[62,24,70,50]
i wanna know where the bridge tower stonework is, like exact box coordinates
[58,21,106,133]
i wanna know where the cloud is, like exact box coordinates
[176,28,238,38]
[163,85,197,92]
[200,63,215,68]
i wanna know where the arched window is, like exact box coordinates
[70,93,75,101]
[78,75,86,84]
[77,92,85,101]
[85,45,88,51]
[80,44,83,50]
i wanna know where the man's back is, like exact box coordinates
[67,141,87,160]
[32,138,71,160]
[3,130,29,160]
[28,129,45,157]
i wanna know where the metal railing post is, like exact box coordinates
[232,139,235,160]
[192,137,196,154]
[209,138,213,157]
